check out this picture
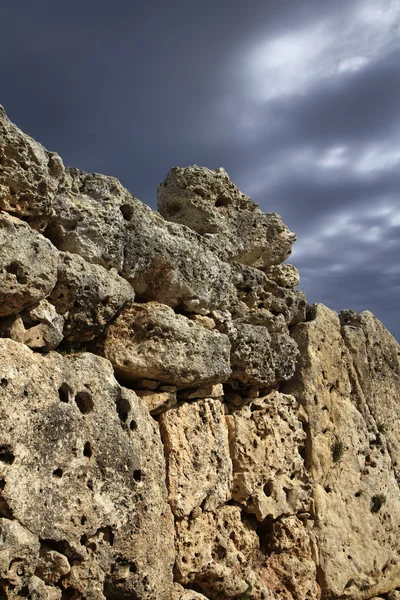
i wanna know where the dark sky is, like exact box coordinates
[1,0,399,339]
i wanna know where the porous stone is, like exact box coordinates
[172,584,209,600]
[46,168,237,314]
[102,302,231,388]
[0,105,64,230]
[123,213,236,314]
[0,338,175,599]
[284,304,400,599]
[159,399,232,517]
[174,505,269,599]
[263,263,300,289]
[35,547,71,585]
[0,299,64,351]
[135,389,177,415]
[232,262,307,325]
[229,323,299,388]
[226,392,310,521]
[158,166,296,268]
[262,517,321,600]
[49,251,135,343]
[46,169,130,270]
[0,212,58,317]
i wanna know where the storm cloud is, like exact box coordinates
[1,0,399,338]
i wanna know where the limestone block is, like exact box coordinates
[174,505,268,599]
[232,263,307,325]
[158,166,296,267]
[102,302,231,388]
[263,263,300,289]
[0,212,58,316]
[229,323,299,388]
[159,399,232,517]
[46,169,237,314]
[49,251,135,343]
[123,212,236,314]
[284,304,400,599]
[227,392,310,520]
[263,517,321,600]
[0,105,64,230]
[0,299,64,350]
[0,339,175,599]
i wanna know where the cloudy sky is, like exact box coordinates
[1,0,399,339]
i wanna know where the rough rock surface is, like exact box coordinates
[46,168,237,314]
[285,304,400,599]
[160,399,232,517]
[158,166,296,268]
[229,323,299,388]
[227,392,310,520]
[0,339,175,599]
[102,302,231,388]
[0,105,64,230]
[1,107,400,600]
[0,299,64,351]
[263,263,300,289]
[0,212,58,316]
[49,251,135,343]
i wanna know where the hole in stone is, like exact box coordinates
[75,391,93,414]
[0,494,13,519]
[0,445,15,464]
[98,525,114,546]
[0,479,5,490]
[263,481,273,497]
[83,442,92,458]
[120,204,134,221]
[87,480,93,491]
[133,470,142,482]
[116,395,130,423]
[58,383,72,403]
[81,515,87,525]
[0,379,8,386]
[6,262,27,284]
[215,197,230,207]
[53,468,63,478]
[129,419,137,431]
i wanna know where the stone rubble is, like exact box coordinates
[0,106,400,599]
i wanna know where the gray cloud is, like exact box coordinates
[1,0,399,338]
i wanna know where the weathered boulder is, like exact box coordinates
[262,516,321,600]
[0,212,58,317]
[284,304,400,599]
[0,338,175,599]
[46,168,237,314]
[229,323,299,388]
[226,392,310,521]
[102,302,231,388]
[340,309,400,484]
[158,166,296,268]
[160,399,232,517]
[0,106,64,230]
[0,299,64,351]
[263,263,300,289]
[174,505,269,599]
[49,251,135,343]
[46,169,133,271]
[232,262,307,325]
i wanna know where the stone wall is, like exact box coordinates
[0,106,399,600]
